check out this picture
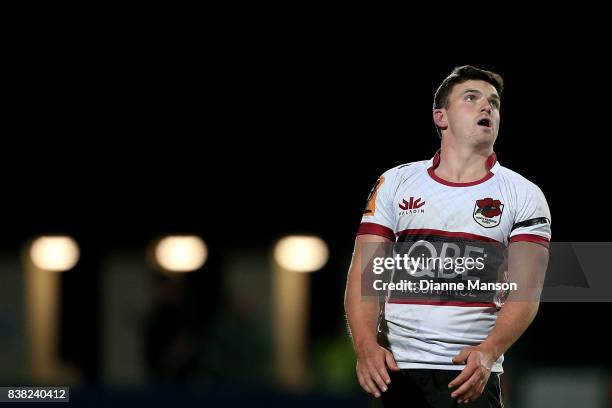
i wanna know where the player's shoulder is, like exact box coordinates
[379,159,430,180]
[373,159,430,194]
[494,163,546,196]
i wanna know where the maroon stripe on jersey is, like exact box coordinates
[510,234,550,247]
[427,167,495,187]
[429,149,497,187]
[357,222,395,241]
[485,152,498,170]
[432,149,497,170]
[388,299,497,307]
[396,228,500,243]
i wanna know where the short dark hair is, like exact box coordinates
[433,65,504,110]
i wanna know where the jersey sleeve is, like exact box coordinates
[509,183,551,247]
[356,168,397,241]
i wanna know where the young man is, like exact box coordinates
[344,66,551,407]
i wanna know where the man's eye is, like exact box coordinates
[491,100,500,109]
[466,95,476,101]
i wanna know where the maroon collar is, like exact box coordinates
[428,149,497,187]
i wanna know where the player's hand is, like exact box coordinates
[355,339,400,398]
[448,346,495,404]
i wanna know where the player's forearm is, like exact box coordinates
[344,235,391,352]
[479,300,539,361]
[344,266,380,352]
[345,296,380,352]
[480,242,549,360]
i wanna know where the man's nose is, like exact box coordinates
[480,102,492,114]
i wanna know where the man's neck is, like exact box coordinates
[434,139,494,183]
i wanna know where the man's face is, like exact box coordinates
[440,80,501,147]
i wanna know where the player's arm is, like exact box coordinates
[479,241,548,360]
[449,241,549,403]
[344,233,399,398]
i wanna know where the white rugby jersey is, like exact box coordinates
[357,150,551,372]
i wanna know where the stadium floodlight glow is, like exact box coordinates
[29,236,80,272]
[273,235,329,273]
[154,235,207,272]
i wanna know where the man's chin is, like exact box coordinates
[477,125,496,135]
[471,132,497,149]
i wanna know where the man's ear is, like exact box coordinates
[433,108,447,129]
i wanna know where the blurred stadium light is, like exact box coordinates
[24,235,81,384]
[272,235,329,390]
[273,236,329,273]
[153,235,207,272]
[29,236,80,272]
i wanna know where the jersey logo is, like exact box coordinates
[398,196,426,216]
[473,197,504,228]
[399,197,425,210]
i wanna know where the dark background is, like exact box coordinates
[2,31,610,406]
